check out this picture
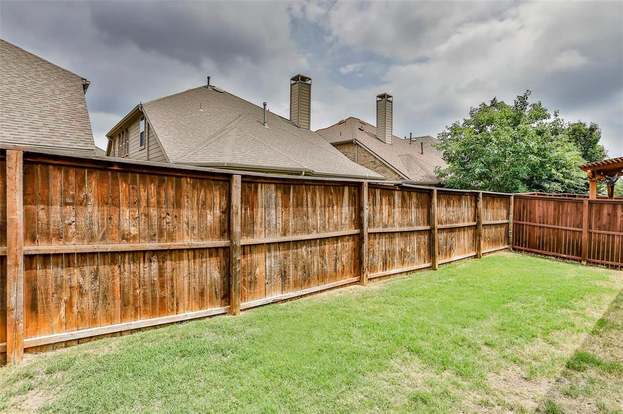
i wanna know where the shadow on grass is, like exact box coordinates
[537,286,623,413]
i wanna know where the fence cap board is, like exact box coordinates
[0,145,519,195]
[0,144,376,184]
[398,182,512,196]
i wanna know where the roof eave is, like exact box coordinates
[106,104,142,138]
[178,161,383,180]
[178,161,314,175]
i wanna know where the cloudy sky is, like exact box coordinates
[1,0,621,155]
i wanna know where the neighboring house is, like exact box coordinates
[106,75,382,180]
[317,93,446,185]
[0,38,95,155]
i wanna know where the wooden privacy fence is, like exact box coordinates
[0,148,512,364]
[513,194,623,268]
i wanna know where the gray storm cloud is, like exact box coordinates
[1,0,621,155]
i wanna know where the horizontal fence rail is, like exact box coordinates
[512,195,623,268]
[0,148,514,363]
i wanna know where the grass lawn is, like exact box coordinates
[1,252,622,413]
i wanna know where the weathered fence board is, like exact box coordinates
[239,181,360,303]
[482,195,511,252]
[1,158,6,354]
[367,187,432,278]
[588,201,623,266]
[436,192,477,262]
[1,149,514,363]
[512,195,622,267]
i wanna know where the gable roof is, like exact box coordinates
[111,86,382,179]
[0,38,95,155]
[317,117,446,184]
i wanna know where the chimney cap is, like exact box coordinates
[376,92,393,101]
[291,74,312,84]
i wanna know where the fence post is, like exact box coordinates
[6,150,24,364]
[476,192,483,258]
[508,195,514,251]
[581,198,589,265]
[431,188,438,270]
[229,174,242,315]
[359,181,368,285]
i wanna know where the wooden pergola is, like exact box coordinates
[581,156,623,199]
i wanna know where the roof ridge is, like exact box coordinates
[144,83,299,127]
[175,113,245,160]
[243,128,309,171]
[143,86,205,106]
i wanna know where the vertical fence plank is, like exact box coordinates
[581,198,589,264]
[6,150,24,364]
[476,192,483,258]
[431,189,438,270]
[509,195,514,250]
[359,181,368,285]
[229,175,241,315]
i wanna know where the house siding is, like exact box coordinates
[334,142,403,180]
[108,114,166,162]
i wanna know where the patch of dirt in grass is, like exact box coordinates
[0,364,59,413]
[486,365,553,412]
[340,355,464,412]
[538,290,623,413]
[12,389,55,413]
[467,325,605,412]
[0,338,121,413]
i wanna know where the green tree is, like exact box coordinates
[436,91,587,193]
[564,121,607,163]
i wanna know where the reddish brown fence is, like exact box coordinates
[0,148,512,364]
[513,194,623,268]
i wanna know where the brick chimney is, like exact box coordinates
[376,93,393,144]
[290,74,311,129]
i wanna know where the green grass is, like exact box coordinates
[566,351,623,374]
[539,286,623,413]
[1,252,621,413]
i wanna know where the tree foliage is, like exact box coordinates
[436,91,595,193]
[564,121,607,163]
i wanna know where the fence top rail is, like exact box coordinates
[396,182,512,196]
[514,193,623,204]
[0,144,515,195]
[517,192,622,201]
[514,194,585,202]
[0,144,371,184]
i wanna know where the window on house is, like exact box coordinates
[139,116,146,149]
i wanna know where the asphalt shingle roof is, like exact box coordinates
[140,86,382,179]
[317,117,446,184]
[0,39,95,155]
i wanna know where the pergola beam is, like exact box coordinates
[581,156,623,199]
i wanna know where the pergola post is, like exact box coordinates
[588,177,598,200]
[581,157,623,200]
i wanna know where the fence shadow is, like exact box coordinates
[536,285,623,413]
